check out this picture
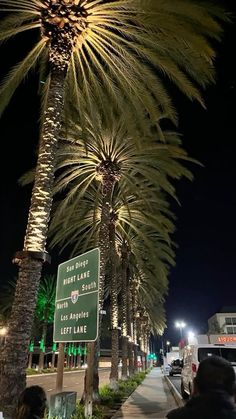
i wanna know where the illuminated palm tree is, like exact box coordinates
[51,111,193,306]
[116,219,174,377]
[50,186,176,381]
[49,110,193,388]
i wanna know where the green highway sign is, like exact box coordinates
[53,248,100,342]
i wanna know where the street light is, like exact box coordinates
[166,341,170,352]
[175,321,186,339]
[187,331,196,344]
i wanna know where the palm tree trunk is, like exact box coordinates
[131,280,138,373]
[0,70,65,415]
[127,276,134,377]
[84,176,113,401]
[51,351,56,369]
[121,242,129,380]
[109,220,119,389]
[28,352,33,370]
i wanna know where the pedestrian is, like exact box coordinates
[15,385,47,419]
[167,355,236,419]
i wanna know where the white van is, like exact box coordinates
[181,343,236,399]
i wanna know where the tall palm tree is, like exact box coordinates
[48,109,195,388]
[0,1,224,410]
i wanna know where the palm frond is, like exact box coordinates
[0,38,46,116]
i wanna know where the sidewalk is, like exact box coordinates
[112,368,180,419]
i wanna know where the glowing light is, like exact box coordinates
[0,327,8,336]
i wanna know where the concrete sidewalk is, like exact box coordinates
[112,368,180,418]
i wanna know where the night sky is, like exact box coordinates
[0,1,235,347]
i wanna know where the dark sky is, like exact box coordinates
[0,2,236,347]
[165,1,236,345]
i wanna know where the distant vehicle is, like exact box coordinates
[181,343,236,399]
[169,359,182,376]
[162,363,171,375]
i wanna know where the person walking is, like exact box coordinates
[167,355,236,419]
[15,385,47,419]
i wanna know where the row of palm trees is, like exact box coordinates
[47,110,193,391]
[0,0,226,414]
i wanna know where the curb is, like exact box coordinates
[164,375,184,407]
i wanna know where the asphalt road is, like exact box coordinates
[27,368,111,400]
[168,374,182,396]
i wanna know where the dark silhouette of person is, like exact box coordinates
[15,385,47,419]
[167,355,236,419]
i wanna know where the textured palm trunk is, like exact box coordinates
[28,352,33,369]
[84,176,113,402]
[131,281,138,373]
[0,70,65,414]
[109,220,119,389]
[127,276,134,377]
[141,320,149,371]
[51,351,56,369]
[129,283,135,376]
[77,354,81,368]
[121,242,129,380]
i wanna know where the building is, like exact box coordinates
[208,306,236,335]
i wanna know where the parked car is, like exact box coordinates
[169,359,182,376]
[162,363,171,375]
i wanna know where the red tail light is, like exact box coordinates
[192,363,197,373]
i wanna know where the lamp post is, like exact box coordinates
[175,321,186,340]
[166,341,170,352]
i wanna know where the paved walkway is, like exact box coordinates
[112,368,179,419]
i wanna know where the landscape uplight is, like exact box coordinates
[0,326,8,336]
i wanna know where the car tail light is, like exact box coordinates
[192,363,197,373]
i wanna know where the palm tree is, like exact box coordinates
[117,223,173,376]
[36,275,56,371]
[0,1,224,410]
[50,186,177,381]
[48,109,195,387]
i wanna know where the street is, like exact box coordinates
[27,368,111,400]
[168,374,182,397]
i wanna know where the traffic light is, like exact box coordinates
[148,353,156,360]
